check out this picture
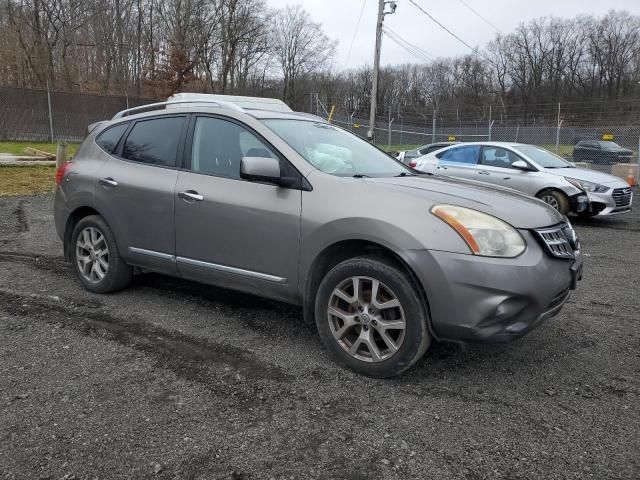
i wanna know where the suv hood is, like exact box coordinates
[543,167,628,186]
[365,175,562,229]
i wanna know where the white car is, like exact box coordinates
[413,142,633,217]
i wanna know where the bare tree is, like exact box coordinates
[270,5,336,105]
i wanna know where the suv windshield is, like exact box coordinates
[513,145,573,169]
[599,141,621,149]
[262,119,412,177]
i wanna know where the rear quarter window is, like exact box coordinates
[95,123,129,153]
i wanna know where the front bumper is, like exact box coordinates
[402,231,582,344]
[587,188,633,216]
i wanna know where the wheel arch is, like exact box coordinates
[63,206,102,260]
[534,186,571,199]
[302,239,431,331]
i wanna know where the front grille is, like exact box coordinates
[534,224,575,259]
[612,188,632,207]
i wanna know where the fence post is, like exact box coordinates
[387,112,394,150]
[46,80,54,143]
[431,108,436,143]
[488,120,495,141]
[56,142,67,168]
[556,119,564,154]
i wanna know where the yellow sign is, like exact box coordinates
[602,133,614,141]
[447,135,457,141]
[353,123,361,129]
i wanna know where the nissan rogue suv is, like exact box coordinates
[54,97,583,378]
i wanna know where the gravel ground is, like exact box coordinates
[0,193,638,480]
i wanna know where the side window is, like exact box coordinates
[96,123,128,154]
[425,145,444,154]
[190,117,276,179]
[122,117,185,167]
[479,147,522,169]
[437,146,479,166]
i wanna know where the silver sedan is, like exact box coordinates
[414,142,632,216]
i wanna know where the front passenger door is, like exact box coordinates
[174,115,302,302]
[476,146,532,193]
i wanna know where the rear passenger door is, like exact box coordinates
[94,115,187,273]
[435,145,480,180]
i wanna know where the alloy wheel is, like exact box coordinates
[541,194,559,211]
[327,276,406,362]
[75,226,109,283]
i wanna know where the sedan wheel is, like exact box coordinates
[328,276,406,362]
[540,193,559,211]
[76,226,109,283]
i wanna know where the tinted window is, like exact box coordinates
[96,123,128,153]
[122,117,185,167]
[479,147,523,169]
[437,146,479,166]
[191,117,276,179]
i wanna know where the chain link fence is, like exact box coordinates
[0,86,152,143]
[329,111,640,178]
[1,86,638,180]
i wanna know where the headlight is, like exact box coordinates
[564,177,609,193]
[431,205,526,257]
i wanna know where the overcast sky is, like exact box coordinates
[266,0,640,70]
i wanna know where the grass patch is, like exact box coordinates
[537,144,575,158]
[0,141,80,158]
[0,165,56,196]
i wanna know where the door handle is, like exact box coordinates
[437,166,447,170]
[99,177,118,187]
[503,177,511,180]
[478,171,490,175]
[178,190,204,202]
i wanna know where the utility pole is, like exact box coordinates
[367,1,397,143]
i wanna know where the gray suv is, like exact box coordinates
[54,98,583,377]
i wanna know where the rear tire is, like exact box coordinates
[314,255,431,378]
[70,215,132,293]
[537,189,570,215]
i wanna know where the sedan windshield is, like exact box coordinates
[513,145,573,169]
[262,119,412,177]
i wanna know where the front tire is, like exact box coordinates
[315,256,431,378]
[537,189,570,215]
[70,215,132,293]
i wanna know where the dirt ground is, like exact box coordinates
[0,193,638,479]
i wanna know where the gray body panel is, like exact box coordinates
[174,171,301,302]
[55,108,581,346]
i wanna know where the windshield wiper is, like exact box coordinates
[352,174,371,178]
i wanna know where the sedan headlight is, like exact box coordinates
[431,205,526,257]
[564,177,609,193]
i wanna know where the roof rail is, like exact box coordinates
[112,99,244,120]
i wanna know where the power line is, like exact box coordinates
[382,27,433,63]
[408,0,492,62]
[384,25,435,61]
[344,0,368,68]
[455,0,502,34]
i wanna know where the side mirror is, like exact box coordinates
[240,156,281,184]
[511,160,531,171]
